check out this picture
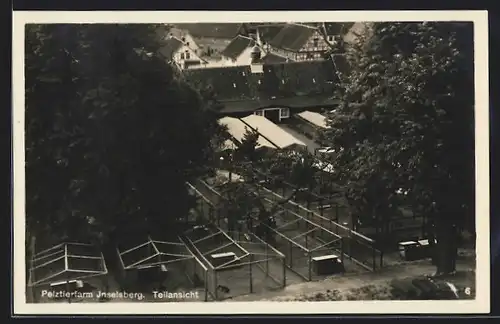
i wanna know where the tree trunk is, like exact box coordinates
[434,218,458,275]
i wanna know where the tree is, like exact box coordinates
[25,24,219,249]
[233,127,261,163]
[321,22,474,275]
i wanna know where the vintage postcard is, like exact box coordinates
[12,10,489,315]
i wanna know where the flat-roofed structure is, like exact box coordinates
[241,115,306,150]
[218,117,277,149]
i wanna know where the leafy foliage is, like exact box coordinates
[233,127,261,162]
[321,22,474,274]
[25,24,220,247]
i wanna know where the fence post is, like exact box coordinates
[372,246,376,271]
[282,257,286,287]
[305,223,309,250]
[308,253,312,281]
[265,243,269,276]
[289,241,293,267]
[204,269,208,301]
[249,254,253,294]
[340,239,344,264]
[213,270,218,300]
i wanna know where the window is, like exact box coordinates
[279,108,290,118]
[233,83,237,88]
[180,53,185,59]
[313,38,319,47]
[181,37,186,42]
[185,51,190,59]
[312,78,316,83]
[186,42,190,46]
[327,35,334,42]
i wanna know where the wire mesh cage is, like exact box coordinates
[28,242,108,287]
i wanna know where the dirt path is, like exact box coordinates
[230,258,476,301]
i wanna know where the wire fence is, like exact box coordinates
[190,179,355,281]
[257,184,384,272]
[194,173,384,273]
[181,191,287,301]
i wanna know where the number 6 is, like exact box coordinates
[464,287,471,295]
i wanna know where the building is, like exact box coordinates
[182,58,340,123]
[218,116,277,150]
[158,36,206,70]
[321,22,355,44]
[265,23,331,61]
[171,23,248,59]
[240,114,306,150]
[216,36,290,67]
[220,35,257,66]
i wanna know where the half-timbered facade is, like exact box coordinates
[266,24,330,61]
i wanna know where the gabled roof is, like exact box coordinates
[241,115,306,149]
[261,52,288,64]
[296,110,330,129]
[221,35,255,60]
[158,37,184,60]
[182,59,339,111]
[183,65,254,101]
[218,116,276,149]
[256,24,286,44]
[268,24,318,52]
[173,23,244,39]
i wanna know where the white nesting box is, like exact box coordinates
[418,239,432,258]
[50,279,84,290]
[312,254,344,275]
[398,241,419,260]
[211,252,237,268]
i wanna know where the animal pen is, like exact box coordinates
[257,183,385,272]
[116,235,209,301]
[194,172,384,273]
[191,179,356,281]
[27,242,108,303]
[180,223,286,300]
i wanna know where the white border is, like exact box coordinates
[12,10,490,315]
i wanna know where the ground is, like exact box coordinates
[230,255,476,301]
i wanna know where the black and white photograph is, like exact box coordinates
[12,11,489,314]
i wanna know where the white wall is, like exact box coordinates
[169,28,200,53]
[173,45,203,68]
[233,47,254,66]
